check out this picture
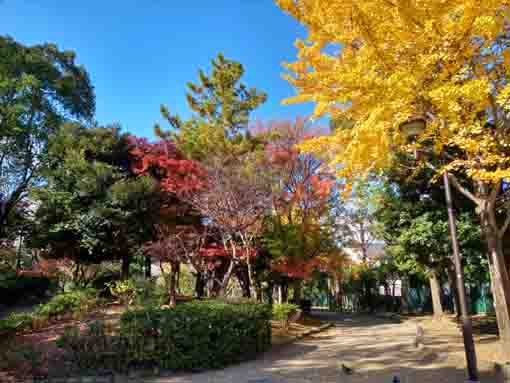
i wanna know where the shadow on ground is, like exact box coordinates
[134,312,498,383]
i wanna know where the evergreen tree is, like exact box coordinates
[156,54,267,161]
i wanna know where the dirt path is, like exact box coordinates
[146,313,498,383]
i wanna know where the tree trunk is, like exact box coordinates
[246,253,254,298]
[478,201,510,358]
[447,266,461,317]
[15,236,23,274]
[235,266,251,298]
[334,274,343,311]
[168,262,178,307]
[255,281,263,302]
[281,280,288,303]
[400,276,410,314]
[195,273,205,298]
[485,227,510,358]
[144,255,151,279]
[429,269,443,320]
[217,258,235,297]
[121,255,130,280]
[279,284,284,304]
[292,279,302,303]
[175,263,181,294]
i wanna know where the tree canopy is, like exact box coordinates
[0,36,95,233]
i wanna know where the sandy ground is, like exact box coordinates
[142,312,504,383]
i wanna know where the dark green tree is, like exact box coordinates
[374,165,485,317]
[31,124,161,281]
[0,36,95,234]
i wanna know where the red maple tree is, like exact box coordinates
[253,119,338,296]
[128,136,205,193]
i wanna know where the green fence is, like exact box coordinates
[305,282,494,315]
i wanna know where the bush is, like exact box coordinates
[106,279,140,305]
[0,341,45,378]
[91,271,121,296]
[272,303,299,329]
[0,312,33,336]
[0,275,52,305]
[56,321,123,373]
[0,289,100,336]
[55,301,271,372]
[35,288,99,318]
[118,300,272,370]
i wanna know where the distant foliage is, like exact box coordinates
[0,289,99,335]
[272,303,299,329]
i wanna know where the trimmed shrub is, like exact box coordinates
[118,300,272,370]
[272,303,299,329]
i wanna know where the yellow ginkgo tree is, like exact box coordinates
[277,0,510,353]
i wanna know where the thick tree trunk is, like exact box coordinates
[281,281,288,303]
[292,279,302,303]
[195,273,205,298]
[144,255,151,279]
[235,266,251,298]
[168,262,178,307]
[175,263,181,294]
[447,266,461,317]
[15,236,23,274]
[429,269,443,320]
[121,255,130,280]
[485,228,510,359]
[217,259,235,297]
[400,276,410,314]
[333,274,343,311]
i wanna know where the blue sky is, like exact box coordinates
[1,0,317,138]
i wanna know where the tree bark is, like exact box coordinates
[292,279,302,303]
[217,258,235,297]
[485,224,510,359]
[478,198,510,358]
[144,255,151,279]
[175,263,181,294]
[447,266,461,317]
[121,255,130,280]
[333,274,343,311]
[281,280,288,303]
[400,276,410,314]
[429,269,444,320]
[168,262,178,307]
[235,266,251,298]
[195,273,205,298]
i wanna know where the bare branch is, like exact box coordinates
[499,210,510,238]
[448,173,479,205]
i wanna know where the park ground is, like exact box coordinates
[147,312,503,383]
[1,309,506,382]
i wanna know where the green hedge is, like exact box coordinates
[119,300,272,370]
